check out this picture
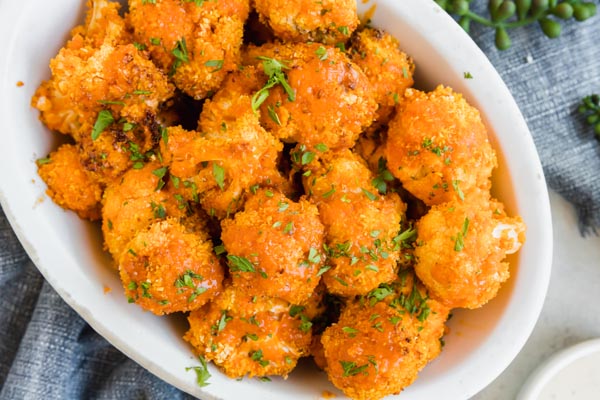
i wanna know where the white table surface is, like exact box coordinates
[473,190,600,399]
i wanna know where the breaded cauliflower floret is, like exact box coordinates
[118,217,223,315]
[32,1,173,141]
[321,273,449,400]
[414,195,526,309]
[243,43,377,150]
[72,0,130,48]
[302,150,406,296]
[127,0,249,99]
[184,284,321,379]
[37,144,103,220]
[161,68,285,218]
[253,0,358,44]
[349,28,415,126]
[221,189,326,304]
[385,85,497,205]
[101,162,183,260]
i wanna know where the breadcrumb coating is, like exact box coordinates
[349,28,415,127]
[321,272,449,400]
[414,195,526,309]
[302,150,406,296]
[37,144,103,220]
[221,189,326,304]
[243,42,377,150]
[119,217,223,315]
[128,0,249,99]
[385,85,497,205]
[184,284,321,379]
[253,0,358,44]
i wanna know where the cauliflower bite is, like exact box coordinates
[32,3,173,141]
[253,0,358,44]
[37,144,103,220]
[101,161,183,260]
[414,195,526,309]
[220,189,326,304]
[321,273,449,400]
[127,0,249,99]
[385,85,497,205]
[161,68,285,218]
[302,149,406,296]
[118,217,223,315]
[349,28,415,127]
[184,284,321,379]
[243,42,377,150]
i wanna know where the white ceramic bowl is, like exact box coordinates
[0,0,553,398]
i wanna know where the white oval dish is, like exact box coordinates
[517,338,600,400]
[0,0,553,399]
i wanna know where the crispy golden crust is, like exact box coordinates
[414,196,526,309]
[253,0,358,44]
[37,144,103,220]
[349,28,415,127]
[32,0,173,142]
[118,218,223,315]
[101,162,174,260]
[127,0,249,99]
[243,42,377,150]
[221,189,325,304]
[321,273,449,400]
[184,284,319,378]
[385,85,497,205]
[302,150,406,296]
[161,69,285,218]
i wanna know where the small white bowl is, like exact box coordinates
[517,338,600,400]
[0,0,553,398]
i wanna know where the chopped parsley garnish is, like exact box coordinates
[307,247,321,264]
[452,179,465,201]
[152,167,168,191]
[342,326,359,337]
[316,265,331,276]
[315,46,328,61]
[212,163,225,190]
[315,143,328,152]
[161,127,169,145]
[367,284,394,306]
[243,333,259,341]
[464,71,473,79]
[37,156,52,165]
[170,38,189,76]
[150,201,166,219]
[454,217,470,252]
[251,56,295,112]
[372,158,395,194]
[340,361,369,377]
[337,25,350,35]
[361,188,378,201]
[267,105,281,125]
[227,255,256,273]
[185,355,211,387]
[250,349,269,367]
[91,110,114,140]
[301,151,315,165]
[277,201,289,212]
[289,305,305,318]
[204,59,224,71]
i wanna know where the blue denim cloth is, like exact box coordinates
[1,2,599,399]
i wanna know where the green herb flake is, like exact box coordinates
[227,255,256,273]
[152,167,168,191]
[340,361,369,377]
[316,265,331,276]
[170,38,189,76]
[185,355,211,388]
[212,163,225,190]
[204,59,224,71]
[250,349,269,367]
[452,179,465,201]
[91,110,114,140]
[464,71,473,79]
[342,326,359,337]
[251,56,295,112]
[361,188,378,201]
[315,46,328,61]
[267,104,282,125]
